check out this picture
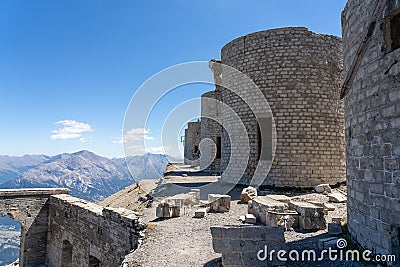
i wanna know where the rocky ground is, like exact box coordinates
[116,167,370,267]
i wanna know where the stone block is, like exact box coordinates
[328,222,342,236]
[299,216,326,230]
[155,202,180,218]
[240,186,257,203]
[266,194,292,204]
[208,194,231,212]
[248,196,287,225]
[318,237,339,250]
[265,210,299,228]
[289,201,326,230]
[314,184,332,193]
[328,192,347,203]
[289,201,324,218]
[221,253,242,266]
[212,238,231,254]
[323,203,336,211]
[245,214,256,224]
[194,208,207,218]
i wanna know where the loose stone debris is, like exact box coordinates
[244,213,256,224]
[314,184,332,194]
[240,186,257,203]
[208,194,231,212]
[328,192,347,203]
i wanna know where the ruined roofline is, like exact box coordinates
[221,26,342,52]
[0,188,70,197]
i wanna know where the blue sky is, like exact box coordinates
[0,0,347,158]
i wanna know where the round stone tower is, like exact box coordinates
[343,0,400,258]
[200,90,223,174]
[220,27,345,187]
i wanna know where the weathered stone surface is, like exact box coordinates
[208,194,231,212]
[289,201,326,230]
[184,121,201,166]
[266,194,291,204]
[219,27,345,187]
[194,208,207,218]
[240,186,257,203]
[343,0,400,256]
[277,214,296,231]
[318,237,339,250]
[200,91,223,174]
[328,192,346,203]
[245,214,256,224]
[328,222,342,236]
[314,184,332,193]
[323,203,336,211]
[248,196,287,225]
[165,190,199,209]
[156,202,180,218]
[0,189,146,267]
[265,210,299,229]
[211,225,285,266]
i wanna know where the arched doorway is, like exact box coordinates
[61,240,73,267]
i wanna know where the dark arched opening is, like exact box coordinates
[61,240,73,267]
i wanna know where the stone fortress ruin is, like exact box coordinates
[1,0,399,266]
[185,27,347,188]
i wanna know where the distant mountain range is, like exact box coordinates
[0,151,180,202]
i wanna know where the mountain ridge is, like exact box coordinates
[0,151,180,202]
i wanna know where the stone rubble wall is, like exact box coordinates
[342,0,400,257]
[46,194,146,267]
[220,27,346,187]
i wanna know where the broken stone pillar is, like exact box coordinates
[289,201,326,230]
[208,194,231,212]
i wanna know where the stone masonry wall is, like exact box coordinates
[343,0,400,258]
[210,225,285,267]
[184,121,201,166]
[200,90,223,173]
[46,194,146,267]
[220,27,346,187]
[0,188,69,267]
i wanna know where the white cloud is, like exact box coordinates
[51,120,93,141]
[113,128,154,144]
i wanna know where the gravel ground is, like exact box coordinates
[121,178,368,267]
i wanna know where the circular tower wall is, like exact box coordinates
[220,27,345,187]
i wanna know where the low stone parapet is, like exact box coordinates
[210,225,285,267]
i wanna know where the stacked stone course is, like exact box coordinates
[342,0,400,258]
[219,27,346,187]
